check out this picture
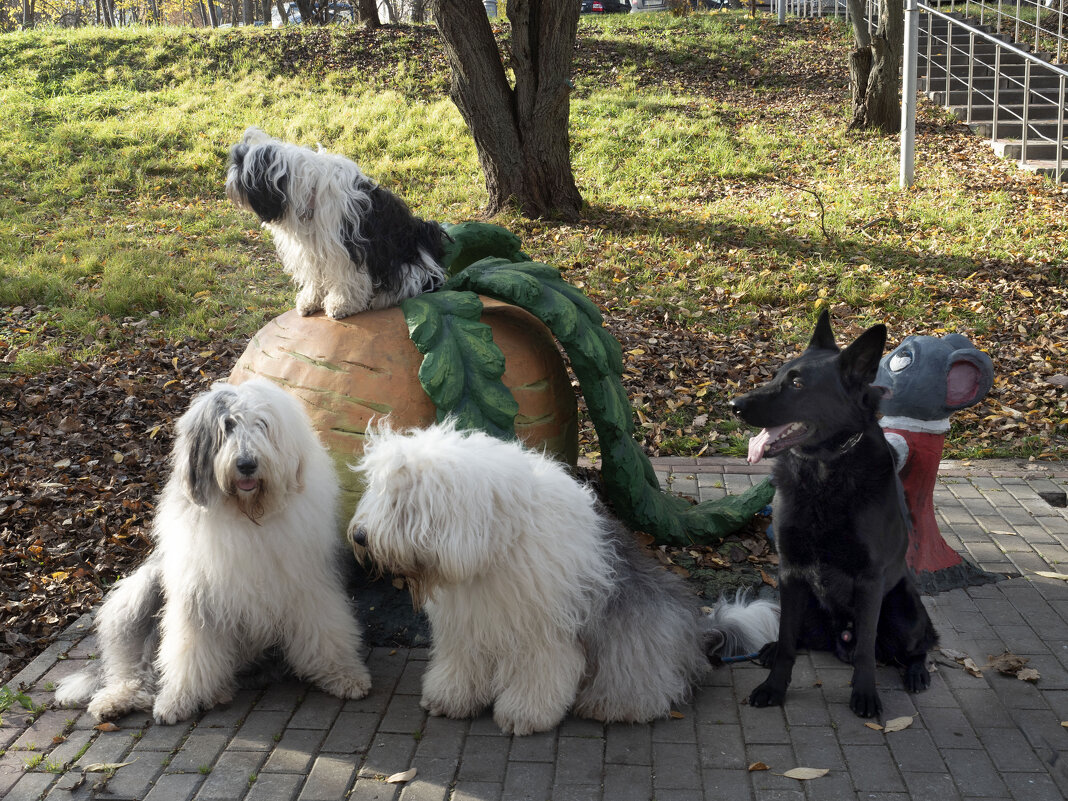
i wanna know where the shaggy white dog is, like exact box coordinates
[348,423,779,736]
[55,379,372,724]
[225,126,445,320]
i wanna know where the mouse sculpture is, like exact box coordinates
[875,334,995,588]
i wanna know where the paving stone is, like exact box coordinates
[348,776,399,800]
[378,692,427,735]
[789,726,846,772]
[553,735,603,786]
[71,729,137,770]
[143,772,203,801]
[229,710,291,751]
[840,744,906,793]
[701,768,753,801]
[696,723,746,770]
[549,783,600,801]
[602,762,652,801]
[651,740,700,790]
[976,725,1049,773]
[194,749,265,800]
[288,691,345,730]
[96,750,169,800]
[650,704,695,743]
[900,765,961,800]
[452,781,504,801]
[885,727,945,773]
[10,710,75,751]
[558,716,604,739]
[4,771,58,801]
[299,754,358,801]
[245,771,303,801]
[502,760,554,801]
[916,706,981,749]
[456,734,511,783]
[507,728,556,763]
[320,711,379,755]
[255,681,306,714]
[1002,770,1066,801]
[262,728,325,773]
[359,733,418,780]
[744,744,800,793]
[165,731,229,774]
[197,690,259,729]
[132,720,196,753]
[941,747,1011,798]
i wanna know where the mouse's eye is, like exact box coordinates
[888,352,913,372]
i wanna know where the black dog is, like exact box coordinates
[731,311,938,718]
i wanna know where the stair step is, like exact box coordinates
[970,120,1067,138]
[991,139,1068,161]
[929,87,1064,106]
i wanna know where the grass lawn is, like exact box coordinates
[1,12,1066,460]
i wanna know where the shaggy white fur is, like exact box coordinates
[225,127,445,319]
[55,379,371,724]
[348,422,779,736]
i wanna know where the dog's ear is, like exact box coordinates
[806,309,839,352]
[839,324,888,388]
[181,389,231,506]
[244,147,289,223]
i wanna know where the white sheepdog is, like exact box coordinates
[225,126,445,320]
[55,378,372,724]
[348,422,779,736]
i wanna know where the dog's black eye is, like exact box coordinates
[790,376,804,389]
[224,418,236,434]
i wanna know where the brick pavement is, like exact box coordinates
[2,459,1067,800]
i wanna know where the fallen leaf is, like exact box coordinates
[1032,571,1068,581]
[669,710,685,719]
[962,657,983,677]
[386,768,417,783]
[882,716,914,733]
[82,760,135,772]
[780,767,829,780]
[864,722,883,731]
[748,762,770,771]
[94,722,120,732]
[1016,667,1040,682]
[987,651,1029,676]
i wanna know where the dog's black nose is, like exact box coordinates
[351,527,368,548]
[236,456,258,476]
[729,398,746,417]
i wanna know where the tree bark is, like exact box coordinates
[432,0,583,221]
[846,0,902,133]
[357,0,380,27]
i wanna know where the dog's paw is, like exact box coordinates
[87,694,134,722]
[493,711,542,737]
[322,297,359,320]
[152,695,198,726]
[849,687,883,718]
[748,681,786,708]
[317,668,372,700]
[420,694,484,720]
[295,287,323,316]
[903,661,931,693]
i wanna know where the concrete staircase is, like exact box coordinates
[917,11,1067,181]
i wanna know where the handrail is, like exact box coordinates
[918,3,1068,80]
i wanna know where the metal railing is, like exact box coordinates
[916,4,1067,181]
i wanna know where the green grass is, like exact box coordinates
[0,13,1065,458]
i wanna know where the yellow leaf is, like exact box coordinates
[386,768,417,784]
[112,452,124,464]
[50,571,70,582]
[669,710,685,719]
[1033,571,1068,581]
[864,722,883,731]
[748,762,770,772]
[882,716,913,733]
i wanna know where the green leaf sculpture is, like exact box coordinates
[402,289,519,440]
[439,257,774,546]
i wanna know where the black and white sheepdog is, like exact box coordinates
[56,379,372,724]
[225,126,445,320]
[347,422,779,736]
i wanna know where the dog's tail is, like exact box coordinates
[54,666,104,706]
[702,591,780,659]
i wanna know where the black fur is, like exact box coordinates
[731,311,939,719]
[341,184,444,295]
[186,391,233,507]
[230,143,289,223]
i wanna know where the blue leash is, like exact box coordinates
[720,651,761,664]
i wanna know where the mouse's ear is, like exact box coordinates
[806,309,839,352]
[839,324,888,388]
[945,349,994,410]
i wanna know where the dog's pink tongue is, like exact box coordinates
[236,478,258,492]
[747,424,790,464]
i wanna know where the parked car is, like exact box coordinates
[627,0,668,11]
[580,0,628,11]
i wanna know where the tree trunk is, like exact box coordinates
[432,0,583,221]
[274,0,288,23]
[357,0,380,27]
[846,0,902,133]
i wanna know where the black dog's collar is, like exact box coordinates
[791,431,864,461]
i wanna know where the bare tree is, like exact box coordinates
[431,0,582,221]
[846,0,903,132]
